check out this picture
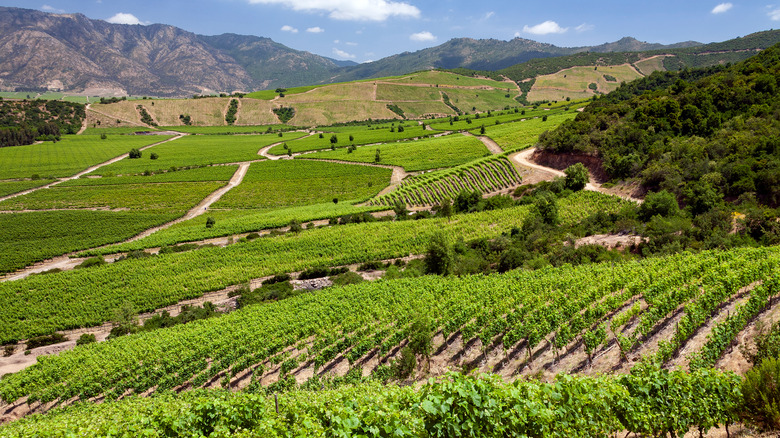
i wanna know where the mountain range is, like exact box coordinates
[0,6,769,97]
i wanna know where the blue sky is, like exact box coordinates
[5,1,779,63]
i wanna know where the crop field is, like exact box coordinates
[0,135,172,180]
[0,179,54,198]
[528,64,644,101]
[0,181,224,212]
[395,101,454,118]
[268,124,427,154]
[0,190,625,343]
[633,55,669,75]
[60,166,237,185]
[427,105,580,131]
[211,160,391,209]
[371,155,522,206]
[0,210,177,274]
[282,82,376,103]
[472,111,578,151]
[375,84,442,102]
[93,133,304,175]
[304,133,489,172]
[158,124,291,135]
[85,202,389,254]
[234,99,282,125]
[441,88,519,112]
[384,71,516,89]
[91,98,235,127]
[246,85,320,100]
[0,243,772,419]
[285,101,399,126]
[81,126,159,135]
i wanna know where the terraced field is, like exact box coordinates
[371,155,522,206]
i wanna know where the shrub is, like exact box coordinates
[100,133,107,140]
[288,219,302,233]
[76,333,97,346]
[408,314,433,358]
[393,346,417,379]
[3,345,14,357]
[425,232,452,275]
[564,163,589,191]
[128,148,142,159]
[533,190,558,225]
[740,357,780,430]
[638,190,679,221]
[26,333,67,350]
[298,266,330,280]
[330,271,364,287]
[205,217,215,228]
[150,152,159,160]
[75,256,106,269]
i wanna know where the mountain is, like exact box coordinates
[326,37,702,84]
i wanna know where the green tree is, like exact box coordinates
[205,217,215,228]
[434,198,453,221]
[533,191,558,225]
[638,190,679,221]
[425,232,452,275]
[564,163,589,191]
[330,134,338,145]
[128,148,142,159]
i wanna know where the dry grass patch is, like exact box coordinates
[237,99,279,125]
[289,101,399,126]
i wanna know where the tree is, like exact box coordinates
[128,148,142,159]
[333,198,338,204]
[434,198,453,221]
[393,201,408,220]
[374,149,381,163]
[564,163,589,191]
[289,219,303,233]
[150,152,159,160]
[454,189,482,213]
[638,190,679,222]
[349,134,354,142]
[205,217,215,228]
[330,134,338,145]
[533,191,558,225]
[425,232,452,275]
[480,125,486,135]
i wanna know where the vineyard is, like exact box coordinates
[0,246,776,433]
[267,124,428,155]
[303,133,489,172]
[370,155,522,206]
[0,191,626,343]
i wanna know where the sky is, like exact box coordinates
[4,1,779,63]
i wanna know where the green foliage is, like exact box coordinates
[272,106,296,123]
[205,217,215,228]
[224,99,238,125]
[563,162,589,191]
[136,105,156,126]
[740,357,780,430]
[393,346,417,379]
[25,333,67,350]
[637,190,679,221]
[425,232,452,275]
[75,256,106,270]
[127,148,142,159]
[386,104,405,118]
[0,99,84,147]
[76,333,96,346]
[533,190,558,225]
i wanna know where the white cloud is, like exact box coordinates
[306,26,325,33]
[247,0,420,21]
[106,13,147,25]
[333,48,356,59]
[575,23,594,32]
[41,5,65,13]
[711,3,733,14]
[522,20,568,35]
[484,11,494,19]
[410,31,436,42]
[769,7,780,20]
[345,41,358,46]
[281,25,299,33]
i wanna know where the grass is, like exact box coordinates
[0,182,224,212]
[89,98,240,127]
[0,210,178,274]
[0,180,55,198]
[396,101,454,118]
[442,88,519,112]
[246,85,321,100]
[211,160,392,209]
[634,56,669,76]
[284,101,398,126]
[303,133,489,172]
[269,124,428,154]
[385,70,516,89]
[529,64,643,101]
[375,84,442,102]
[0,135,172,180]
[472,111,578,151]
[92,133,304,175]
[81,127,160,135]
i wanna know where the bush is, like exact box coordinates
[26,333,67,350]
[330,271,364,287]
[533,191,558,225]
[564,163,589,191]
[638,190,679,221]
[393,346,417,379]
[298,266,330,280]
[128,148,142,159]
[408,314,433,357]
[288,219,302,233]
[75,256,106,269]
[76,333,97,346]
[3,345,15,356]
[205,217,215,228]
[740,357,780,430]
[150,152,159,160]
[425,232,452,275]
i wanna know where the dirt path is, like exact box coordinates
[258,133,316,160]
[123,162,250,243]
[509,147,642,203]
[0,134,184,204]
[76,104,90,135]
[299,158,408,197]
[463,131,502,154]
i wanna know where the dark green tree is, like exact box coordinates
[564,163,589,191]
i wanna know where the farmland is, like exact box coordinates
[303,134,489,172]
[0,55,779,436]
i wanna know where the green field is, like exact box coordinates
[211,160,391,209]
[269,125,428,155]
[385,70,516,89]
[59,166,237,186]
[474,111,579,151]
[245,85,321,100]
[375,84,442,102]
[92,133,304,175]
[442,88,519,112]
[0,182,224,212]
[81,127,160,135]
[0,180,55,198]
[84,202,389,254]
[304,134,489,171]
[0,135,173,180]
[0,210,178,274]
[158,125,295,135]
[0,190,626,343]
